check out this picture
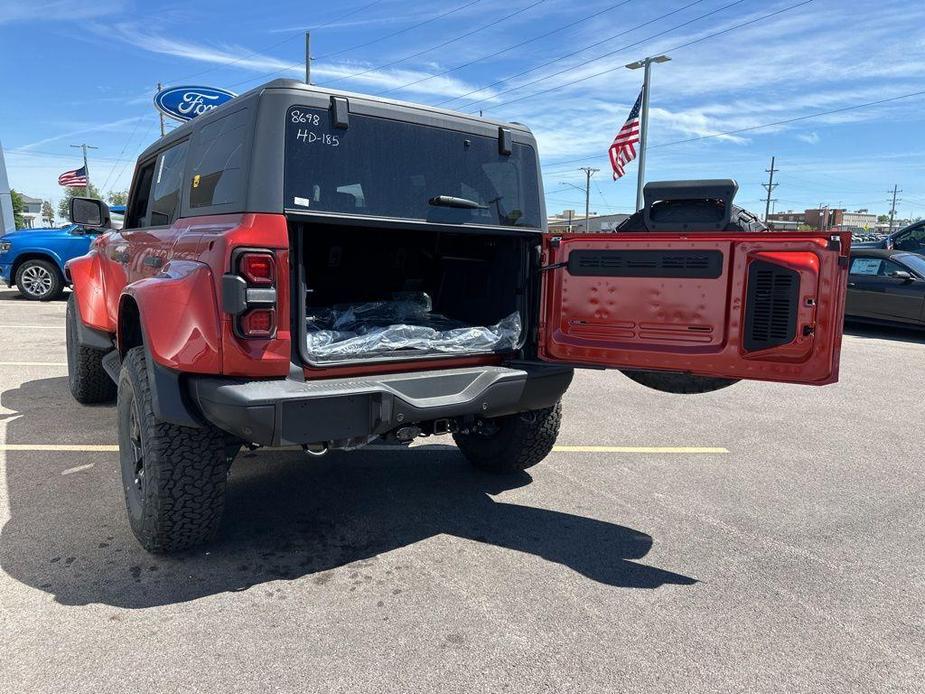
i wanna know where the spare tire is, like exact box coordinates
[617,201,766,233]
[620,370,739,394]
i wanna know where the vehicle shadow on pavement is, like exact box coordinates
[844,321,925,344]
[0,377,696,609]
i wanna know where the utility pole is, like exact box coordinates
[69,143,98,198]
[625,54,671,211]
[305,33,312,84]
[579,167,599,229]
[762,156,778,222]
[567,209,573,233]
[887,184,902,233]
[817,201,829,231]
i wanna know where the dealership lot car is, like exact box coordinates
[846,249,925,328]
[64,79,851,554]
[0,224,101,300]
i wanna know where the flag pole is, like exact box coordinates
[626,55,670,211]
[70,143,98,198]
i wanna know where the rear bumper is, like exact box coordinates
[189,364,573,447]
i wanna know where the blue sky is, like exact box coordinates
[2,0,924,220]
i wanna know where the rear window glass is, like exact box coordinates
[189,109,248,208]
[284,106,541,228]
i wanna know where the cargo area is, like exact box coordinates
[293,223,535,364]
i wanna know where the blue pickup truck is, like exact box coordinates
[0,224,103,300]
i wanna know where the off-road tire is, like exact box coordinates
[66,294,116,404]
[118,346,230,553]
[15,258,64,301]
[620,369,739,394]
[454,402,562,473]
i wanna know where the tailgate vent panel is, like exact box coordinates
[567,249,723,278]
[744,260,799,351]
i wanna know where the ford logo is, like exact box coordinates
[154,85,237,122]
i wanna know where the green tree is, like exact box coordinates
[57,184,102,220]
[877,214,890,223]
[10,189,25,228]
[41,200,55,226]
[107,190,128,206]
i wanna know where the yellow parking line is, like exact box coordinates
[0,443,727,454]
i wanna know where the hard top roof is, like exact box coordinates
[139,79,533,162]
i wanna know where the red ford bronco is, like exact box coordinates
[65,79,851,553]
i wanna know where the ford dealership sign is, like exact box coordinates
[154,85,237,122]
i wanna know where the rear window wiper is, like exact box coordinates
[428,195,486,209]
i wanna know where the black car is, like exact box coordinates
[852,220,925,252]
[846,249,925,328]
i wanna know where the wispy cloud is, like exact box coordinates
[99,23,497,99]
[797,132,820,145]
[0,0,123,24]
[15,117,144,152]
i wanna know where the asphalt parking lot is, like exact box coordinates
[0,287,922,693]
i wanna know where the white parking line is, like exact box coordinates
[0,362,67,367]
[0,324,63,329]
[61,463,96,475]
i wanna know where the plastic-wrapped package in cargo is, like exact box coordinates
[305,292,521,361]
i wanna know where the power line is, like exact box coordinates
[434,0,709,108]
[482,0,805,112]
[376,0,641,96]
[165,0,386,85]
[99,115,146,194]
[319,0,549,88]
[647,89,925,149]
[537,88,925,172]
[317,0,483,60]
[230,0,484,89]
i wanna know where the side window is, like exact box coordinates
[126,161,155,229]
[189,109,248,209]
[878,260,907,277]
[149,141,190,226]
[849,257,881,276]
[895,225,925,251]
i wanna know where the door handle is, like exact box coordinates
[848,282,856,287]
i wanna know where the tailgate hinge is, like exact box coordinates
[540,261,567,272]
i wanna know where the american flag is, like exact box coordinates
[58,165,88,187]
[608,89,642,180]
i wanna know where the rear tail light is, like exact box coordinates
[223,249,278,338]
[240,252,275,286]
[240,308,275,337]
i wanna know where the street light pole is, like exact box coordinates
[625,54,670,211]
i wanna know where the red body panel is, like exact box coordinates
[539,232,851,385]
[67,249,115,333]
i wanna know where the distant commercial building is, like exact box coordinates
[547,209,630,232]
[767,208,877,231]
